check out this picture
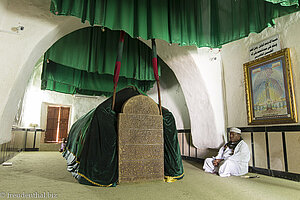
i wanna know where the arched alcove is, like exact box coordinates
[0,0,224,149]
[0,7,90,143]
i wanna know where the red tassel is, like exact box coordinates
[152,58,159,81]
[113,61,121,84]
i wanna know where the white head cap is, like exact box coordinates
[230,127,241,134]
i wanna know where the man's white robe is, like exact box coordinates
[203,140,250,177]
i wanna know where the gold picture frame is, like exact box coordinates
[244,48,297,125]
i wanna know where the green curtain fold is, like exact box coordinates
[50,0,300,48]
[265,0,298,6]
[42,27,165,96]
[41,60,156,96]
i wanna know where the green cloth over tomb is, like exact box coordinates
[63,87,184,186]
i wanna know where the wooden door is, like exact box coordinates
[45,106,70,142]
[45,106,59,142]
[59,107,70,141]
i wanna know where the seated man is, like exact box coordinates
[203,127,250,177]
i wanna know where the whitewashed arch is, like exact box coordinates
[146,40,223,148]
[0,0,223,149]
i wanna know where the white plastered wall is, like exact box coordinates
[222,11,300,171]
[0,0,89,144]
[148,63,191,129]
[143,39,224,148]
[0,0,225,150]
[20,60,105,130]
[189,47,226,146]
[222,11,300,127]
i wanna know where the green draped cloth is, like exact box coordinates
[63,87,184,187]
[50,0,300,48]
[42,27,164,96]
[265,0,298,6]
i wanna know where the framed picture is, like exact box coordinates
[244,48,297,125]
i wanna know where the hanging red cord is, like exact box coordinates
[112,30,125,111]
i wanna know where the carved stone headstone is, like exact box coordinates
[118,95,164,183]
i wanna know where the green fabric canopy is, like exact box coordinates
[42,27,165,96]
[50,0,300,48]
[265,0,298,6]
